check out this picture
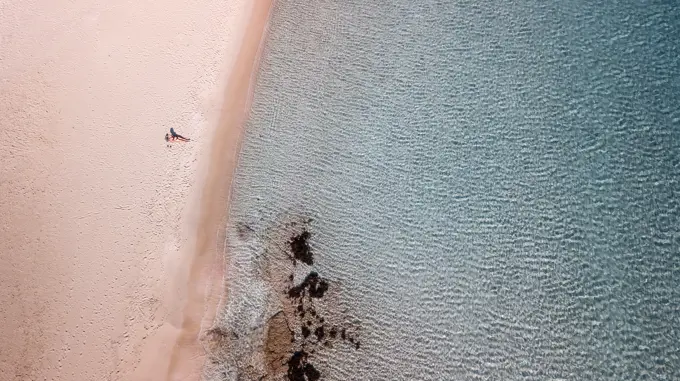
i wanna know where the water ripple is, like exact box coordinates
[223,0,680,379]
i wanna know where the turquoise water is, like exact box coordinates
[220,1,680,379]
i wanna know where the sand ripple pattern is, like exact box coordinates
[225,1,680,379]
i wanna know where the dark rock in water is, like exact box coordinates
[308,283,328,299]
[305,272,328,298]
[286,351,306,381]
[304,364,321,381]
[286,351,320,381]
[288,286,302,299]
[314,326,325,342]
[287,272,329,299]
[277,222,361,380]
[290,231,313,265]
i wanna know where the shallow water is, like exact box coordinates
[222,1,680,379]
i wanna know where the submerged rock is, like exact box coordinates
[287,351,320,381]
[287,272,328,299]
[263,221,362,380]
[314,326,325,342]
[290,231,313,265]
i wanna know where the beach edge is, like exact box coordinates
[164,1,275,380]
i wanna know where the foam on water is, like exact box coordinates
[220,1,680,379]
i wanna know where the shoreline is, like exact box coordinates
[162,1,275,380]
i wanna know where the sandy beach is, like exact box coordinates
[0,1,271,380]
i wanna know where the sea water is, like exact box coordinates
[224,1,680,379]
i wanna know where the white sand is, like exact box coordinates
[0,1,269,380]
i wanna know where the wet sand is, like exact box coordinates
[0,0,270,380]
[160,1,274,380]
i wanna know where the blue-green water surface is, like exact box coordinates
[225,1,680,379]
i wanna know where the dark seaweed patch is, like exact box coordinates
[283,222,360,381]
[290,231,313,265]
[308,277,328,298]
[287,351,320,381]
[304,364,321,381]
[314,326,325,342]
[287,272,328,299]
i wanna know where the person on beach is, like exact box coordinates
[165,128,190,142]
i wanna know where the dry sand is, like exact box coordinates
[0,0,272,380]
